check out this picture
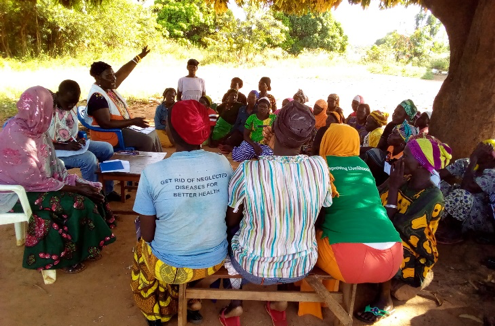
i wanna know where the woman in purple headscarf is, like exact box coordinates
[0,86,116,273]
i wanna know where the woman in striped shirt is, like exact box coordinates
[219,102,333,326]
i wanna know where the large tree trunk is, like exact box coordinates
[424,0,495,158]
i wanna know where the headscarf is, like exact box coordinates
[294,89,309,103]
[369,110,389,126]
[394,121,419,143]
[171,100,210,145]
[399,99,418,121]
[483,139,495,158]
[329,93,340,106]
[328,111,344,124]
[315,99,328,111]
[353,95,365,104]
[199,95,212,107]
[249,90,260,99]
[257,97,271,107]
[314,99,328,129]
[0,87,81,197]
[408,136,452,172]
[319,124,360,197]
[273,101,315,148]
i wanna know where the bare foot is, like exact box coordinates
[223,305,243,318]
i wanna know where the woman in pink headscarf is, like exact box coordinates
[0,86,116,274]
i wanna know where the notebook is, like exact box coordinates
[100,160,130,173]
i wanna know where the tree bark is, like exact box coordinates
[424,0,495,158]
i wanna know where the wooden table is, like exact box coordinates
[97,151,167,213]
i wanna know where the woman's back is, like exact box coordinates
[321,155,401,245]
[230,155,332,278]
[134,150,233,267]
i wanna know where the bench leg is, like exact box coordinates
[341,283,357,321]
[14,222,26,246]
[178,283,187,326]
[306,276,353,326]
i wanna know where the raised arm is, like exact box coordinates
[115,46,150,89]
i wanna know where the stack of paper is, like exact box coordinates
[56,140,91,158]
[100,159,130,173]
[128,126,155,134]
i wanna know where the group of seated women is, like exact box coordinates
[1,49,494,326]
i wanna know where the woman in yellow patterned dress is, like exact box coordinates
[356,135,451,324]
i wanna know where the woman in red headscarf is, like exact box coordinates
[131,100,234,326]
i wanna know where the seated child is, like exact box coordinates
[154,87,176,148]
[232,97,275,162]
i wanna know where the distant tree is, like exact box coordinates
[364,11,447,66]
[206,0,495,159]
[222,5,287,61]
[154,0,233,47]
[0,0,159,58]
[274,12,347,55]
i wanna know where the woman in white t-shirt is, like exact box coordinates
[177,58,206,101]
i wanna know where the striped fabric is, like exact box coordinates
[229,155,333,279]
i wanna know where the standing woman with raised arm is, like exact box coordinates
[86,46,162,152]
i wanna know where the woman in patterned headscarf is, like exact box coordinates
[437,140,495,244]
[363,110,389,148]
[364,121,419,186]
[356,136,449,323]
[0,86,116,274]
[377,99,418,152]
[220,101,332,326]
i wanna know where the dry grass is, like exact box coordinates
[0,51,444,124]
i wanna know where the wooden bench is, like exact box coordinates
[177,267,356,326]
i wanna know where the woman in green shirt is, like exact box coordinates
[231,97,276,162]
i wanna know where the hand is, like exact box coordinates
[77,138,86,146]
[472,142,494,160]
[65,141,83,151]
[77,184,104,204]
[389,159,407,190]
[263,126,275,149]
[139,46,150,59]
[132,117,150,128]
[253,143,263,156]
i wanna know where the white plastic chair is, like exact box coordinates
[0,185,56,284]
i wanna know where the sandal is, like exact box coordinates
[187,310,203,325]
[64,263,86,274]
[219,307,241,326]
[354,305,395,324]
[265,302,287,326]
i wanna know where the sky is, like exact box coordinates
[141,0,432,47]
[229,1,424,47]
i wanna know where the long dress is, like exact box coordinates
[14,191,116,270]
[440,158,495,233]
[380,180,445,287]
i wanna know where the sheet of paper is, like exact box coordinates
[55,140,90,158]
[128,126,155,134]
[384,162,391,175]
[100,159,130,173]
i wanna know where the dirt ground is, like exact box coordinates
[1,72,495,326]
[1,133,494,326]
